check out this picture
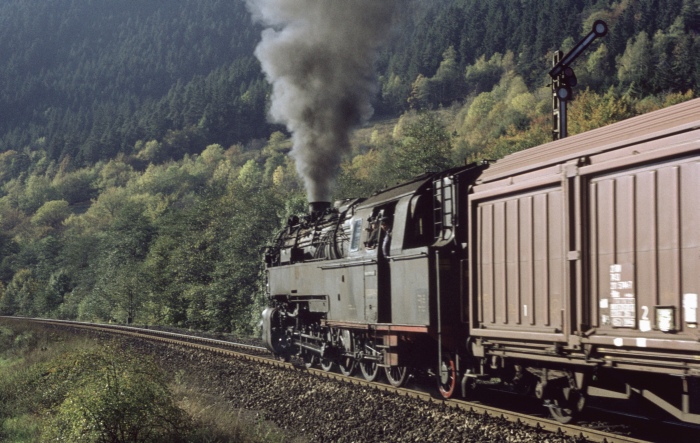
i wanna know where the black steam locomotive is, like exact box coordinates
[263,163,486,397]
[262,98,700,424]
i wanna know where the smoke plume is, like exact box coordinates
[247,0,398,202]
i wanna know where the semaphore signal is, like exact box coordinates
[549,20,608,140]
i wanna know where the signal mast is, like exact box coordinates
[549,20,607,140]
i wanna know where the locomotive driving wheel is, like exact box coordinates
[301,349,317,369]
[320,358,334,372]
[359,339,380,382]
[299,328,318,369]
[337,355,357,376]
[337,332,357,376]
[437,352,457,399]
[319,330,335,372]
[384,366,409,387]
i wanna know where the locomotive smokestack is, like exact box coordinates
[246,0,398,202]
[308,201,331,220]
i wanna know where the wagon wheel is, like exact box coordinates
[384,366,409,387]
[437,352,457,399]
[548,387,586,424]
[359,340,380,382]
[337,355,357,376]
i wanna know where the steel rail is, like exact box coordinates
[3,316,267,352]
[1,316,651,443]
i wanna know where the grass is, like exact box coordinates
[0,356,13,369]
[1,415,41,443]
[175,390,287,443]
[171,369,289,443]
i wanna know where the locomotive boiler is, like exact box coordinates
[262,97,700,424]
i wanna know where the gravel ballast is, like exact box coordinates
[118,335,585,443]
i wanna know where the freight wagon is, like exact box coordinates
[468,98,700,423]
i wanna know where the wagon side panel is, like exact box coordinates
[587,155,700,341]
[471,185,568,342]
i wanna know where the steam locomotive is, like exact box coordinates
[262,98,700,424]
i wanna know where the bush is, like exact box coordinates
[0,322,281,443]
[42,345,192,443]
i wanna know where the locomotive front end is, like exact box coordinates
[261,199,354,358]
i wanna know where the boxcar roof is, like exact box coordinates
[479,97,700,184]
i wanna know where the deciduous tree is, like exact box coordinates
[393,113,454,180]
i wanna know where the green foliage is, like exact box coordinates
[0,230,19,281]
[0,326,82,423]
[42,347,191,443]
[19,174,58,213]
[0,1,273,165]
[618,32,654,91]
[393,113,454,180]
[336,148,394,198]
[377,0,700,115]
[0,324,191,443]
[1,414,41,443]
[53,167,100,205]
[31,199,70,228]
[1,0,697,163]
[1,269,37,315]
[464,52,512,95]
[0,151,30,185]
[0,0,697,341]
[568,88,635,135]
[408,46,467,109]
[96,159,136,191]
[35,271,72,316]
[0,322,284,443]
[454,67,550,161]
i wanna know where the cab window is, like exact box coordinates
[350,219,363,252]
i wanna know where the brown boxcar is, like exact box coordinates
[468,98,700,423]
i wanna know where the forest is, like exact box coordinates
[0,0,698,333]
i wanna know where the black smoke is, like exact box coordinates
[247,0,398,202]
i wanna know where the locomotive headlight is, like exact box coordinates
[655,306,675,332]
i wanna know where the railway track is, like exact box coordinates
[0,316,663,443]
